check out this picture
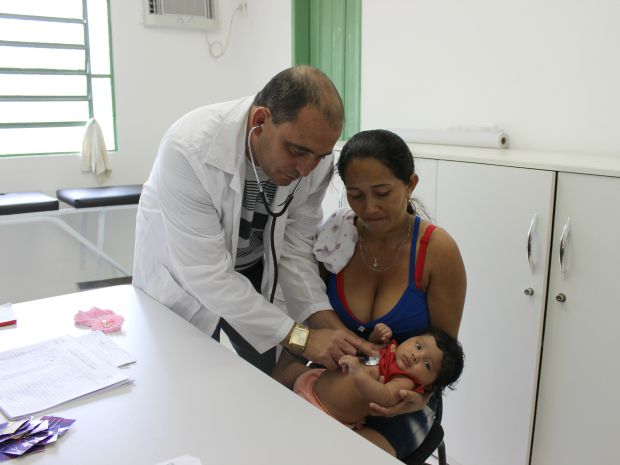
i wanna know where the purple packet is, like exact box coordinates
[0,432,46,456]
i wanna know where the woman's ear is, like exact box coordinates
[408,173,419,196]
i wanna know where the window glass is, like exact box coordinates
[92,77,115,150]
[86,0,111,75]
[0,75,87,96]
[0,127,84,156]
[0,101,89,124]
[0,47,86,71]
[0,0,83,19]
[0,18,84,45]
[0,0,115,157]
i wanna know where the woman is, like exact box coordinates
[275,129,466,458]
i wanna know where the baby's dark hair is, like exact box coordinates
[425,327,464,394]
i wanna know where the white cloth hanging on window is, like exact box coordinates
[80,118,111,175]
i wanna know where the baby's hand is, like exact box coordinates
[338,354,361,374]
[369,323,392,345]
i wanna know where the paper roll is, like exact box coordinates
[389,128,509,149]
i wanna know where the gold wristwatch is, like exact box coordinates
[287,322,310,354]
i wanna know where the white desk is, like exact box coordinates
[0,285,400,465]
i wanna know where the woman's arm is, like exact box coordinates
[424,227,467,338]
[369,227,466,417]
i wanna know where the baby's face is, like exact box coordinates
[395,335,443,387]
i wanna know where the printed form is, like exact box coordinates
[0,335,131,420]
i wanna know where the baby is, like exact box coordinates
[293,323,464,427]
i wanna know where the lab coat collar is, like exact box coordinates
[205,95,254,176]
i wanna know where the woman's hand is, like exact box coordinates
[368,385,432,417]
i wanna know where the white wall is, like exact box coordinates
[0,0,291,303]
[0,0,292,195]
[361,0,620,157]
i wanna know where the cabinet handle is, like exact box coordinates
[559,217,571,274]
[556,293,566,302]
[527,213,537,273]
[524,288,534,296]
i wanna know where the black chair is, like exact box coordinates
[0,191,59,215]
[401,395,447,465]
[56,184,142,208]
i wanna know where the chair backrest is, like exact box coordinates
[401,395,446,465]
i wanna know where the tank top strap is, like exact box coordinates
[414,223,437,290]
[407,216,422,277]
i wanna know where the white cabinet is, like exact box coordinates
[434,160,555,465]
[531,172,620,465]
[322,148,620,464]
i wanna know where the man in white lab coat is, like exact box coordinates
[133,66,376,374]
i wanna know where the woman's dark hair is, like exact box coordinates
[253,65,343,129]
[424,327,464,395]
[337,129,417,214]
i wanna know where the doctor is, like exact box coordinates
[133,66,377,374]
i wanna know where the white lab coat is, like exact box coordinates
[133,96,334,353]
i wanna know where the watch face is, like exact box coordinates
[290,325,309,349]
[291,332,303,345]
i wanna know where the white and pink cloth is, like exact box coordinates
[312,208,358,274]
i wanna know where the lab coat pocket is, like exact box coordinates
[150,265,202,322]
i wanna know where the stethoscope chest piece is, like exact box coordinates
[362,354,380,366]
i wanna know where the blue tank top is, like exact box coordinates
[326,216,431,344]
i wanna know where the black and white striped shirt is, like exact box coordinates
[235,162,277,271]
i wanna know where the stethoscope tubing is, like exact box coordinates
[246,124,303,302]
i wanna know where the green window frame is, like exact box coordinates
[0,0,116,157]
[292,0,360,140]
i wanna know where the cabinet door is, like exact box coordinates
[531,173,620,465]
[436,161,555,465]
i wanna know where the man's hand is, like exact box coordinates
[368,388,432,417]
[302,328,379,370]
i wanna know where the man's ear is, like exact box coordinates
[251,106,270,129]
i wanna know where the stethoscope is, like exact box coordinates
[247,124,304,302]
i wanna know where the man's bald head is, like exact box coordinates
[253,65,344,131]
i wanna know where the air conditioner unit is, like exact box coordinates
[143,0,217,31]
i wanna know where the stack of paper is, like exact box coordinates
[0,416,75,461]
[0,333,134,420]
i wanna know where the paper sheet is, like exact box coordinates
[0,335,131,420]
[154,455,203,465]
[75,331,136,367]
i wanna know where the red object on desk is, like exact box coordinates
[0,304,16,327]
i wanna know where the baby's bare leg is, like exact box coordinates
[357,426,396,456]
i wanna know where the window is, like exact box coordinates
[292,0,361,140]
[0,0,115,157]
